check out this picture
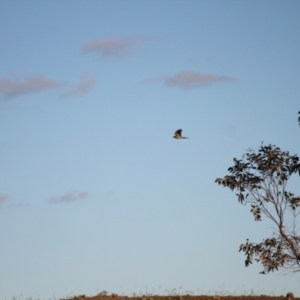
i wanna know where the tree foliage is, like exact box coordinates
[215,144,300,274]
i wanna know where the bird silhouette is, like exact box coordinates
[173,129,188,139]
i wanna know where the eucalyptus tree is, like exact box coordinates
[216,144,300,274]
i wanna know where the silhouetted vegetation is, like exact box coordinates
[216,144,300,274]
[62,292,297,300]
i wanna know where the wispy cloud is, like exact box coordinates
[48,191,89,204]
[164,71,234,89]
[145,71,233,89]
[61,75,96,98]
[0,103,41,112]
[0,194,9,206]
[82,36,146,57]
[0,75,66,100]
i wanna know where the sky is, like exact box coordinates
[1,1,300,299]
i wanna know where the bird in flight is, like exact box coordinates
[173,129,188,139]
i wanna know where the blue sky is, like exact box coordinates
[1,1,300,299]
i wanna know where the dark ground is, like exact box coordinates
[64,293,298,300]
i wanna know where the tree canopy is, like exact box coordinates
[215,144,300,274]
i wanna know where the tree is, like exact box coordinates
[215,144,300,274]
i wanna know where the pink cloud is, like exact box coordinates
[82,36,145,57]
[0,75,66,100]
[0,194,9,205]
[164,71,234,89]
[48,191,89,204]
[61,75,96,98]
